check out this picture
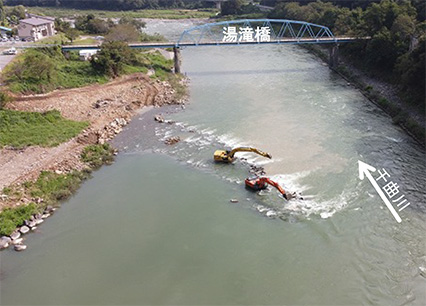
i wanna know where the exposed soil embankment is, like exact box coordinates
[0,73,185,197]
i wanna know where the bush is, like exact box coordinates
[0,91,12,110]
[81,143,115,169]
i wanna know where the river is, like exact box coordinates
[1,20,425,305]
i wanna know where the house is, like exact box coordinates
[79,49,98,61]
[17,17,56,41]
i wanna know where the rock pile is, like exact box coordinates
[97,117,130,145]
[249,164,266,176]
[164,136,180,145]
[154,81,184,106]
[0,205,56,252]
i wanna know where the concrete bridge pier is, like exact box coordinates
[329,43,339,69]
[173,46,181,74]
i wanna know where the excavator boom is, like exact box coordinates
[214,147,272,163]
[228,147,272,159]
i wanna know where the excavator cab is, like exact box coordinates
[214,150,232,162]
[245,176,268,191]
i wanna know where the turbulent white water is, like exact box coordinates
[1,20,425,305]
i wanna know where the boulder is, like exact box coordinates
[154,115,165,123]
[12,238,23,245]
[230,199,239,203]
[14,244,27,252]
[35,218,44,225]
[266,211,277,218]
[1,236,11,244]
[10,231,20,240]
[0,238,10,250]
[20,226,30,234]
[41,213,50,219]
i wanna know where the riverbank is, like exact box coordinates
[0,72,188,249]
[303,44,425,146]
[21,6,217,19]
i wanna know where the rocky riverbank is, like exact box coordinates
[0,72,189,251]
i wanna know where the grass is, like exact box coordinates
[0,109,88,148]
[0,204,38,236]
[71,38,98,45]
[19,6,217,19]
[27,170,90,205]
[81,143,115,169]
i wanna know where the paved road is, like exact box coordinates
[0,53,16,72]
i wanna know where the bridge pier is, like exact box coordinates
[173,46,181,74]
[329,43,339,69]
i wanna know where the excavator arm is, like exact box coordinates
[214,147,272,163]
[245,176,293,200]
[263,178,289,199]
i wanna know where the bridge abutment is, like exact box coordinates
[173,46,181,74]
[329,44,339,69]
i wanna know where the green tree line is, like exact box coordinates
[269,0,425,109]
[4,0,210,10]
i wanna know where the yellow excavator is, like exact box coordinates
[214,147,272,163]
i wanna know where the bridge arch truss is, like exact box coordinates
[177,19,336,46]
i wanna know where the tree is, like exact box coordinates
[7,5,25,20]
[87,18,110,34]
[91,41,135,77]
[75,14,111,34]
[365,27,397,69]
[55,17,71,32]
[105,24,140,43]
[64,28,80,43]
[0,0,5,25]
[221,0,243,16]
[362,0,416,36]
[119,16,146,30]
[395,36,425,105]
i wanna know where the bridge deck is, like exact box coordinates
[58,37,362,51]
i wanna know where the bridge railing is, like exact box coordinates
[177,19,335,46]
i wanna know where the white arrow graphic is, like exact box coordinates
[358,160,402,223]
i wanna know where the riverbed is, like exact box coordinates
[1,19,425,305]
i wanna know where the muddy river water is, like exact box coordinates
[0,20,425,305]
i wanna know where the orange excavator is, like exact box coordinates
[245,176,294,200]
[214,147,272,163]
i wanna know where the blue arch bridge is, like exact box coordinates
[56,19,365,72]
